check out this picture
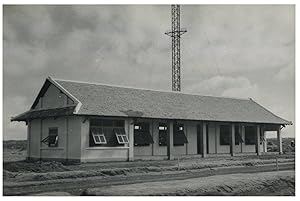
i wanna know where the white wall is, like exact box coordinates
[186,121,198,155]
[28,116,82,161]
[28,119,41,158]
[40,118,66,159]
[67,116,82,159]
[33,83,74,110]
[208,124,217,154]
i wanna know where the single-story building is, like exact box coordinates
[12,76,292,163]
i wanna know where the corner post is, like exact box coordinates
[26,120,31,160]
[262,126,267,153]
[240,125,244,153]
[277,125,283,154]
[128,119,134,161]
[167,121,174,160]
[230,123,235,156]
[256,124,261,156]
[202,122,207,158]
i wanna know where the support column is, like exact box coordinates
[65,117,69,161]
[256,124,261,156]
[202,122,207,158]
[26,120,31,160]
[262,127,267,153]
[39,119,43,160]
[264,132,268,153]
[240,125,244,153]
[230,123,235,156]
[167,121,174,160]
[277,125,283,154]
[128,119,134,161]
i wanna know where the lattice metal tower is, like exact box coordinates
[165,5,187,91]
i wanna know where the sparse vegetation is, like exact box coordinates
[3,139,295,195]
[266,138,295,153]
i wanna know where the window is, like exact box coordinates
[41,128,58,147]
[173,124,188,146]
[220,125,230,145]
[114,128,129,144]
[89,119,125,147]
[103,119,113,127]
[234,125,244,145]
[245,126,256,145]
[134,125,141,130]
[159,126,167,130]
[114,120,124,127]
[91,127,107,144]
[134,122,154,146]
[159,124,168,146]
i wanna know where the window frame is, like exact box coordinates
[91,127,107,144]
[89,119,126,147]
[134,125,141,130]
[48,127,59,147]
[158,126,168,131]
[114,128,129,144]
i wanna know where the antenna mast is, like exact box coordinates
[165,5,187,92]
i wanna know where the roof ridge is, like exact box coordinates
[52,77,251,101]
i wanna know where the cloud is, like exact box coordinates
[274,61,295,82]
[186,75,258,99]
[3,5,295,139]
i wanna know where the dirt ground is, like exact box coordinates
[3,140,296,196]
[3,154,295,182]
[3,156,295,195]
[85,170,295,196]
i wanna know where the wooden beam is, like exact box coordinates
[261,126,267,153]
[230,123,235,156]
[128,119,134,161]
[277,125,283,154]
[27,120,31,160]
[256,124,261,156]
[167,121,174,160]
[240,125,243,153]
[202,122,207,158]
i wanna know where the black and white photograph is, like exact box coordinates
[2,1,296,196]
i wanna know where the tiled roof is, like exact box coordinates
[12,106,76,121]
[52,79,291,125]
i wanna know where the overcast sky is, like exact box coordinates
[3,5,294,140]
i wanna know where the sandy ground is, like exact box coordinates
[4,155,295,183]
[4,162,295,195]
[85,170,295,196]
[3,150,27,162]
[3,141,296,196]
